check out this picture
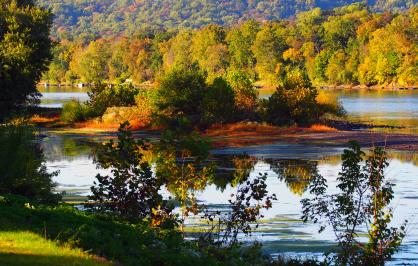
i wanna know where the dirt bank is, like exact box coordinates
[204,123,418,152]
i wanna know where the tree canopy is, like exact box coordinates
[43,5,417,87]
[0,0,52,117]
[37,0,415,41]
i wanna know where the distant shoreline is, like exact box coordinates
[38,83,418,91]
[319,85,418,91]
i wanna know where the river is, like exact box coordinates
[39,86,418,264]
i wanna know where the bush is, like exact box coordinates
[90,122,174,226]
[226,71,258,119]
[261,86,319,126]
[155,65,208,129]
[202,77,236,125]
[88,83,139,117]
[260,68,344,126]
[101,107,142,125]
[0,196,280,266]
[302,142,407,265]
[61,100,90,123]
[135,89,157,118]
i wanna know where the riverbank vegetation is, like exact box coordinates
[58,64,344,131]
[0,123,318,265]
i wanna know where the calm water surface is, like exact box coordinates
[38,86,89,108]
[39,88,418,264]
[338,90,418,134]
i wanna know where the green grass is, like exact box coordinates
[0,202,182,265]
[0,196,321,265]
[0,231,110,266]
[0,196,215,266]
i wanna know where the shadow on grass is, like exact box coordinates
[0,253,106,266]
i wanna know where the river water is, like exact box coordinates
[39,87,418,264]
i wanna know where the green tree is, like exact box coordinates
[161,30,193,71]
[108,38,130,83]
[191,24,228,80]
[261,69,319,126]
[226,70,258,118]
[202,77,236,125]
[125,38,154,84]
[252,23,287,84]
[296,8,324,47]
[72,40,110,83]
[360,14,415,85]
[87,83,139,117]
[0,0,53,117]
[42,43,72,84]
[155,65,208,129]
[302,142,407,265]
[90,122,173,226]
[226,20,259,72]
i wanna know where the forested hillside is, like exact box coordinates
[37,0,415,40]
[43,4,417,87]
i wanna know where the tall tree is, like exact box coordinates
[191,24,228,80]
[252,22,287,84]
[71,40,110,84]
[0,0,53,118]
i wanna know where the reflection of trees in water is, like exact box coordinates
[0,125,59,203]
[267,159,318,196]
[210,154,256,190]
[41,135,97,162]
[320,151,418,167]
[388,151,418,166]
[158,152,318,197]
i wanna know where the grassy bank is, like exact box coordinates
[0,197,187,265]
[0,196,277,266]
[0,231,109,266]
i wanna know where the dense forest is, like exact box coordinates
[37,0,416,40]
[43,4,417,87]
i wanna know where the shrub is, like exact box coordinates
[88,83,139,117]
[135,89,157,118]
[155,65,208,130]
[101,107,143,125]
[61,100,90,123]
[226,71,258,119]
[0,196,278,266]
[261,85,319,126]
[90,122,174,226]
[202,77,236,125]
[260,68,345,126]
[201,173,276,247]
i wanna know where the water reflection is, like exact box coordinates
[338,90,418,134]
[39,134,418,264]
[267,159,318,196]
[211,155,256,190]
